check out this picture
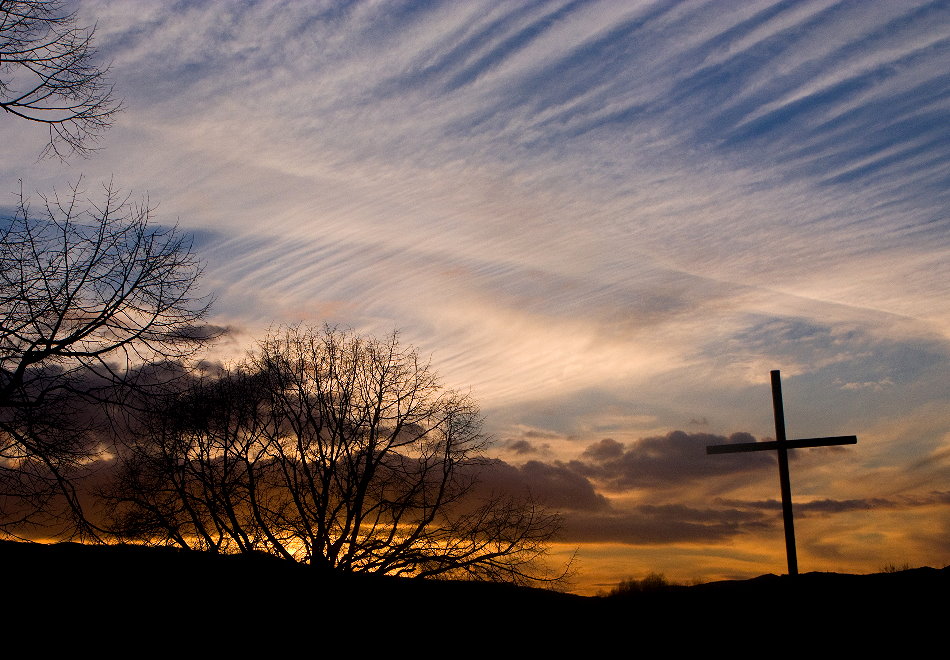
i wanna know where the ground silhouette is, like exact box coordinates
[3,540,943,649]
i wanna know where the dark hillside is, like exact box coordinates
[3,540,944,647]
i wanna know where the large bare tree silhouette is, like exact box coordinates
[108,325,562,584]
[0,180,212,536]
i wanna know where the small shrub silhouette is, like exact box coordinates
[608,572,673,596]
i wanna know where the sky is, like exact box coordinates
[2,0,948,594]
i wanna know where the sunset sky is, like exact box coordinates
[2,0,947,593]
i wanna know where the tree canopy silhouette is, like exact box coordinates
[0,0,121,157]
[107,325,562,584]
[0,180,212,536]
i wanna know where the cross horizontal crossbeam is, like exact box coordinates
[707,435,857,454]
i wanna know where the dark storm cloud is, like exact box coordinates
[507,439,539,455]
[558,503,773,545]
[716,491,950,516]
[471,458,609,512]
[567,431,773,491]
[523,429,561,439]
[172,324,232,341]
[581,438,624,462]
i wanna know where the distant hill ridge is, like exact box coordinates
[3,539,944,644]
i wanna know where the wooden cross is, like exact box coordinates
[706,370,857,576]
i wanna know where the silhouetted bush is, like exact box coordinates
[608,572,674,595]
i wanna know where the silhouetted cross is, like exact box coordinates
[706,370,857,576]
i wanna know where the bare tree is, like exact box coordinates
[0,0,121,158]
[105,367,272,551]
[108,326,563,585]
[0,179,213,537]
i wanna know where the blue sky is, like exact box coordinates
[2,0,948,591]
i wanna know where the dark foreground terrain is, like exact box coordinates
[3,540,944,649]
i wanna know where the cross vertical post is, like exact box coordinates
[706,370,857,577]
[770,370,798,577]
